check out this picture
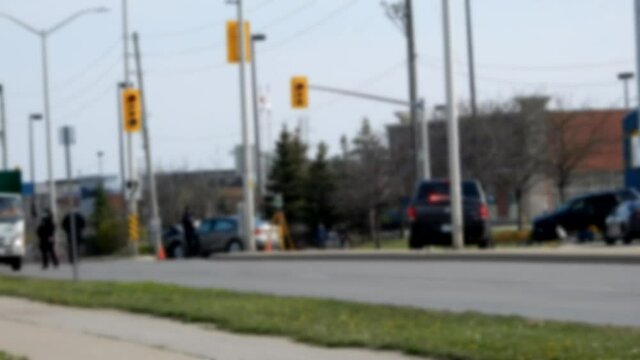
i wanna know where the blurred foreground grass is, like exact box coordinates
[0,275,638,360]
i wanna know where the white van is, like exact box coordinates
[0,193,25,271]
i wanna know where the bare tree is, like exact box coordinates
[334,119,391,246]
[545,107,616,203]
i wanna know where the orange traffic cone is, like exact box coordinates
[157,245,166,261]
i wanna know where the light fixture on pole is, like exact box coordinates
[0,7,109,237]
[618,72,635,110]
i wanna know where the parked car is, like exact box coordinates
[254,219,282,251]
[407,179,492,249]
[530,189,640,242]
[604,200,640,246]
[163,217,281,258]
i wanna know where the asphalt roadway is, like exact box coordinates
[4,254,640,328]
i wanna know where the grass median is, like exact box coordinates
[0,276,639,360]
[0,351,26,360]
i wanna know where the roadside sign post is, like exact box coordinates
[59,125,79,282]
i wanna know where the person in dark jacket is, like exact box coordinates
[62,211,86,264]
[181,207,198,256]
[37,209,59,269]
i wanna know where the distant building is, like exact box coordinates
[387,97,626,223]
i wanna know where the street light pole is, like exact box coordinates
[250,33,266,213]
[441,0,465,249]
[465,0,478,118]
[619,72,635,110]
[29,114,43,218]
[0,7,109,240]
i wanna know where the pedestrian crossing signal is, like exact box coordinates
[122,88,142,133]
[291,76,308,109]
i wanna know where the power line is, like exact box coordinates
[263,0,360,53]
[141,0,278,40]
[52,55,121,107]
[421,60,619,89]
[51,38,121,91]
[56,79,115,124]
[145,61,227,78]
[254,0,317,31]
[142,40,225,58]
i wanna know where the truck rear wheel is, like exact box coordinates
[10,258,22,272]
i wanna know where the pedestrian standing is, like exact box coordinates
[37,209,59,269]
[182,207,198,257]
[62,211,86,264]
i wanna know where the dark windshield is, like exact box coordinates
[0,196,22,222]
[416,181,481,201]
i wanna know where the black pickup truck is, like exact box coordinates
[408,179,492,249]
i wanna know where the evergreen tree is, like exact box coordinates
[89,185,126,255]
[267,127,308,223]
[303,142,336,229]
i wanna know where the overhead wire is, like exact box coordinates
[141,0,278,40]
[262,0,360,53]
[51,38,121,91]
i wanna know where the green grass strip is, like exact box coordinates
[0,351,26,360]
[0,275,639,360]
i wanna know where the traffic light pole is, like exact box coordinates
[132,32,163,258]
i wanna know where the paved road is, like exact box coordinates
[3,258,640,327]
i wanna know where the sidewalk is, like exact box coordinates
[0,297,422,360]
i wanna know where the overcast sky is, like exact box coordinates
[0,0,635,182]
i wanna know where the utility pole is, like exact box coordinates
[250,33,267,214]
[465,0,478,117]
[121,0,139,256]
[229,0,256,252]
[117,82,128,216]
[404,0,423,181]
[0,85,7,170]
[132,32,163,258]
[382,0,429,181]
[442,0,465,249]
[60,125,79,282]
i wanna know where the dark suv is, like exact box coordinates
[531,189,640,242]
[408,179,491,249]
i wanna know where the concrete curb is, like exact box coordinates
[211,250,640,265]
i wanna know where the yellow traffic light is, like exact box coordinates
[291,76,308,109]
[122,88,142,133]
[226,20,251,63]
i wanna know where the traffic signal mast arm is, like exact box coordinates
[308,84,413,108]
